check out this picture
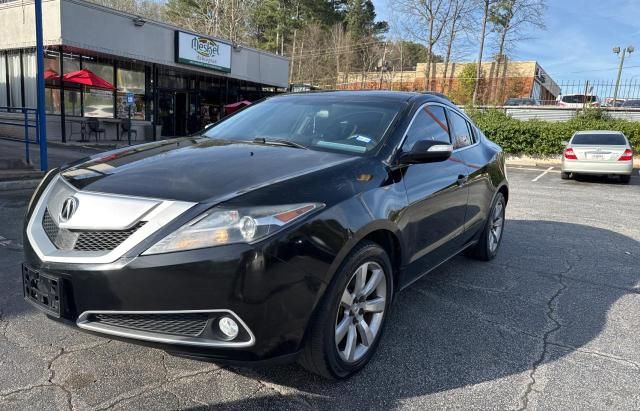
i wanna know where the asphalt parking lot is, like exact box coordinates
[0,167,639,410]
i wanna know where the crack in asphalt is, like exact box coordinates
[254,379,315,409]
[517,269,569,411]
[93,358,225,411]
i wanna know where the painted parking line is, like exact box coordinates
[506,166,560,173]
[531,166,555,182]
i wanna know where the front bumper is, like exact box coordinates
[23,239,329,363]
[562,159,633,175]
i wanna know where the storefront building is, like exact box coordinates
[0,0,289,141]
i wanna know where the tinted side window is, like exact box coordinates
[448,110,473,149]
[402,105,450,151]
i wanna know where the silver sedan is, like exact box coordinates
[561,131,634,184]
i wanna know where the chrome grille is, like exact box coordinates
[74,222,146,251]
[90,313,209,337]
[41,209,145,251]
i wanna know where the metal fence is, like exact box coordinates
[0,107,40,165]
[541,80,640,106]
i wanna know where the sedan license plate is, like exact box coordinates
[587,153,606,160]
[22,265,62,317]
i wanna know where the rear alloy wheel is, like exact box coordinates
[299,241,392,379]
[466,192,506,261]
[561,171,571,180]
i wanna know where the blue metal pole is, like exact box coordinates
[24,109,30,164]
[35,0,47,171]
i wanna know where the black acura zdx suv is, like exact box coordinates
[23,91,508,379]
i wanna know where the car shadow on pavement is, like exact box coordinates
[203,219,640,409]
[571,172,640,186]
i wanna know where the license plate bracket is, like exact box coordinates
[22,265,62,317]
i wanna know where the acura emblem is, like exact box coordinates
[60,197,78,222]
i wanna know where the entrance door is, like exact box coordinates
[158,91,175,137]
[175,92,188,136]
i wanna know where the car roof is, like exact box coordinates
[272,90,450,104]
[574,130,624,135]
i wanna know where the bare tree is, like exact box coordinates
[490,0,546,102]
[439,0,473,93]
[164,0,255,43]
[491,0,546,60]
[472,0,494,105]
[395,0,453,90]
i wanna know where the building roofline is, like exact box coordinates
[63,0,289,63]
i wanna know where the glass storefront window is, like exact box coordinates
[84,87,114,118]
[64,88,82,116]
[117,66,145,119]
[7,52,22,107]
[0,53,6,107]
[22,51,37,108]
[83,60,114,118]
[44,54,61,114]
[63,54,81,116]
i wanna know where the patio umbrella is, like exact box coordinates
[44,69,60,81]
[223,100,251,115]
[62,69,115,90]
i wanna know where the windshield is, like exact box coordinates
[571,133,627,145]
[203,97,402,155]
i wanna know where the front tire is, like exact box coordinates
[298,241,393,379]
[466,192,506,261]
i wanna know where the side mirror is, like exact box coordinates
[399,140,453,164]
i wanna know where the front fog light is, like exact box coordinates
[218,316,239,340]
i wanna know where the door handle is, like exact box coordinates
[457,174,468,186]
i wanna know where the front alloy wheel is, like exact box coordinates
[335,262,387,363]
[299,241,392,379]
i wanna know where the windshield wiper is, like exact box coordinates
[252,137,308,150]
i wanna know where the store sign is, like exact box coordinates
[175,31,232,73]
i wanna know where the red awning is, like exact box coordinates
[44,69,60,81]
[62,69,115,90]
[223,100,251,115]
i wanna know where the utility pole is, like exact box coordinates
[35,0,47,171]
[613,46,634,107]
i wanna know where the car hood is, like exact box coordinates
[60,137,358,203]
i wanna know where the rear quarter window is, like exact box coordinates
[571,134,627,145]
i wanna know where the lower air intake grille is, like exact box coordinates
[42,210,59,244]
[74,222,146,251]
[90,313,210,337]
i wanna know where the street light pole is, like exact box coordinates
[613,46,634,107]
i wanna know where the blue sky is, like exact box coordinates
[372,0,640,82]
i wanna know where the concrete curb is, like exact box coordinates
[0,179,41,191]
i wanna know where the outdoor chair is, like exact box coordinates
[87,118,106,141]
[120,119,138,141]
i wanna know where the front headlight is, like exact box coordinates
[143,203,323,255]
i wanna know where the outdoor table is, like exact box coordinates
[100,118,122,141]
[67,118,88,142]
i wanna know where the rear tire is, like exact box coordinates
[465,192,506,261]
[298,241,393,379]
[560,171,571,180]
[620,174,631,184]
